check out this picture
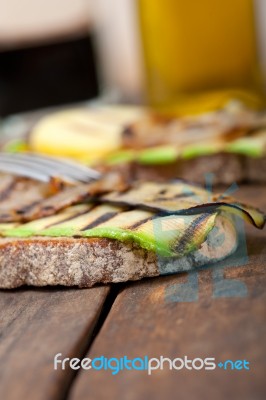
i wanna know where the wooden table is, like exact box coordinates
[0,185,265,400]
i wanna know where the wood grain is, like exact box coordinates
[70,186,266,400]
[0,286,110,400]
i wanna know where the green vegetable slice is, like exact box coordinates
[1,182,264,257]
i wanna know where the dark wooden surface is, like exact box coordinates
[0,287,110,400]
[0,185,265,400]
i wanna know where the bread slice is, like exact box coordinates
[117,107,266,185]
[132,153,245,185]
[0,178,264,289]
[0,215,237,289]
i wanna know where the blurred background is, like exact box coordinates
[0,0,142,116]
[0,0,265,117]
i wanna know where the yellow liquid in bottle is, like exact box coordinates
[138,0,264,115]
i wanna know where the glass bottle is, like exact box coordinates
[138,0,264,115]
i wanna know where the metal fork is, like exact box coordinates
[0,153,102,183]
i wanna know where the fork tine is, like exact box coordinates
[0,153,101,183]
[23,153,101,181]
[0,159,52,182]
[0,154,72,182]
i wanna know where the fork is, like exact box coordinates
[0,153,102,183]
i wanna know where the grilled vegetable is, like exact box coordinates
[0,202,219,257]
[102,182,266,229]
[0,176,264,258]
[1,199,265,258]
[0,172,128,223]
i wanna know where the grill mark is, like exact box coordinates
[128,216,154,230]
[122,125,135,138]
[173,191,195,199]
[44,207,94,229]
[15,183,92,219]
[100,197,199,215]
[0,180,18,202]
[16,200,43,215]
[81,212,118,231]
[173,213,212,254]
[0,212,15,222]
[153,192,195,202]
[108,189,195,203]
[100,199,161,214]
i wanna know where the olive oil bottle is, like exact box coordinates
[138,0,264,115]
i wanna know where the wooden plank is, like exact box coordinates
[0,286,110,400]
[70,186,266,400]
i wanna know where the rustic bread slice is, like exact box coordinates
[117,108,266,185]
[0,178,264,289]
[0,215,237,289]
